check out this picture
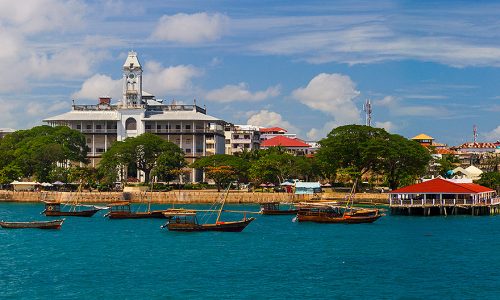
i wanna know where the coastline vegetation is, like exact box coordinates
[0,124,436,191]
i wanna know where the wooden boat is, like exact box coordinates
[295,204,382,223]
[104,202,171,219]
[260,202,298,215]
[42,202,101,217]
[0,219,64,229]
[162,184,257,232]
[294,180,383,224]
[162,211,255,232]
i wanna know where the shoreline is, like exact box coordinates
[0,190,389,204]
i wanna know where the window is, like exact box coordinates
[244,135,250,139]
[86,124,92,130]
[76,125,81,130]
[157,125,162,130]
[175,125,181,129]
[225,139,230,144]
[96,125,102,130]
[125,118,137,130]
[145,125,151,130]
[96,148,105,153]
[185,125,191,130]
[185,148,192,153]
[234,135,240,139]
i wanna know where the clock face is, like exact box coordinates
[128,73,135,79]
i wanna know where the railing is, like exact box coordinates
[80,129,117,133]
[392,198,481,206]
[145,128,223,135]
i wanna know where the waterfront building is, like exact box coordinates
[389,178,500,216]
[224,124,261,155]
[259,127,296,141]
[43,51,226,182]
[260,135,312,156]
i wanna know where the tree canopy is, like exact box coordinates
[0,126,88,182]
[316,125,431,189]
[190,154,249,191]
[99,133,185,184]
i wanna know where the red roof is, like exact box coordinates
[458,142,497,149]
[260,127,287,133]
[389,178,494,194]
[261,136,310,148]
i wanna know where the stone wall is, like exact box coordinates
[0,190,389,204]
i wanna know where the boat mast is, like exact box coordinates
[343,179,357,217]
[216,184,231,224]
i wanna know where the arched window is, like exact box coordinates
[125,118,137,130]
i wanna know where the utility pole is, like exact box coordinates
[363,99,372,127]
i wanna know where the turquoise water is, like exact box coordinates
[1,203,499,299]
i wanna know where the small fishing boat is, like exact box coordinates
[260,202,298,215]
[294,180,383,224]
[161,211,255,232]
[162,184,257,232]
[104,201,171,219]
[295,203,382,223]
[0,219,64,229]
[42,202,102,217]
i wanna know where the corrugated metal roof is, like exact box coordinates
[144,110,221,121]
[44,111,120,121]
[261,136,309,147]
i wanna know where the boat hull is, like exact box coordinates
[106,210,168,219]
[297,214,382,223]
[0,219,64,229]
[167,217,255,232]
[261,209,298,215]
[44,209,100,217]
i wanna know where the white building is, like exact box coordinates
[44,51,226,182]
[224,124,261,154]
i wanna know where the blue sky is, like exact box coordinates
[1,0,500,145]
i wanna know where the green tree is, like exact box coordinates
[475,172,500,191]
[0,126,88,182]
[376,134,432,189]
[316,125,390,184]
[248,151,298,185]
[99,133,185,184]
[190,154,249,191]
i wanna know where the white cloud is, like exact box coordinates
[246,110,299,133]
[151,12,230,44]
[374,95,448,117]
[0,0,86,34]
[292,73,361,125]
[29,48,108,79]
[206,83,280,103]
[306,121,338,140]
[143,61,202,96]
[483,126,500,141]
[375,121,396,132]
[72,74,122,101]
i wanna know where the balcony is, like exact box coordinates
[79,128,117,134]
[144,128,223,135]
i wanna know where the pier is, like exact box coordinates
[389,178,500,216]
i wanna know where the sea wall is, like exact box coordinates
[0,190,389,204]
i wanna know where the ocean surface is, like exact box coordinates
[0,202,499,299]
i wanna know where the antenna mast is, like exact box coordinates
[473,124,477,144]
[363,99,372,126]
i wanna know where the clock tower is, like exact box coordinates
[122,51,143,108]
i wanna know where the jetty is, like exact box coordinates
[389,178,500,216]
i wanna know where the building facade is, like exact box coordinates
[224,124,261,154]
[44,51,226,182]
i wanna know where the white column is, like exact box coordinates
[104,134,108,152]
[192,134,195,156]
